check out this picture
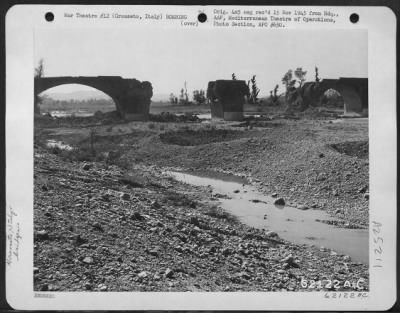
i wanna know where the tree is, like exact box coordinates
[169,93,176,104]
[274,84,279,97]
[248,75,260,104]
[282,70,296,92]
[294,67,307,88]
[184,81,188,103]
[232,73,237,80]
[282,68,308,105]
[193,90,206,104]
[34,59,45,114]
[273,84,279,103]
[179,81,189,104]
[315,66,320,83]
[281,67,308,110]
[179,88,185,103]
[35,58,44,78]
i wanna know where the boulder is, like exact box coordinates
[281,254,300,268]
[120,193,130,201]
[82,163,93,171]
[266,231,278,237]
[297,205,310,210]
[273,198,285,205]
[316,172,327,181]
[138,271,148,279]
[334,208,344,215]
[165,268,174,278]
[82,256,94,264]
[35,230,49,241]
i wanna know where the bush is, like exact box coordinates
[193,90,206,104]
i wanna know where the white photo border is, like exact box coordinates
[5,5,397,310]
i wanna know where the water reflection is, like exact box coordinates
[167,170,368,264]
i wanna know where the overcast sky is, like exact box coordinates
[35,26,367,99]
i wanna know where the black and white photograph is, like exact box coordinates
[33,25,371,292]
[5,4,397,310]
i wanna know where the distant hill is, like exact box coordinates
[43,90,171,102]
[42,90,110,101]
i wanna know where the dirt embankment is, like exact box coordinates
[34,113,369,292]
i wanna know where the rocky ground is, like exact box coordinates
[34,109,369,292]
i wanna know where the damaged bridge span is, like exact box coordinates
[34,76,153,120]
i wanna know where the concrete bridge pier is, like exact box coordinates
[337,78,368,115]
[207,80,250,121]
[116,81,153,121]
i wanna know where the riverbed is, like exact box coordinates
[167,171,368,264]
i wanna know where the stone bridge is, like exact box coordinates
[34,76,153,120]
[302,77,368,115]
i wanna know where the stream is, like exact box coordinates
[167,171,368,264]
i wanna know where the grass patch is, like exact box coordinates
[160,129,246,146]
[329,141,368,159]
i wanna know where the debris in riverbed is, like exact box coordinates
[266,231,278,237]
[273,197,285,205]
[35,230,49,241]
[250,199,268,204]
[297,205,310,210]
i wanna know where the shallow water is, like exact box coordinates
[43,110,94,118]
[196,113,264,120]
[167,171,368,264]
[196,113,212,119]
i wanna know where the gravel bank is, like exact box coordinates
[34,145,368,292]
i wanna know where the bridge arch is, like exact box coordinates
[35,77,123,114]
[37,83,120,115]
[34,76,153,120]
[320,88,344,107]
[302,78,368,115]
